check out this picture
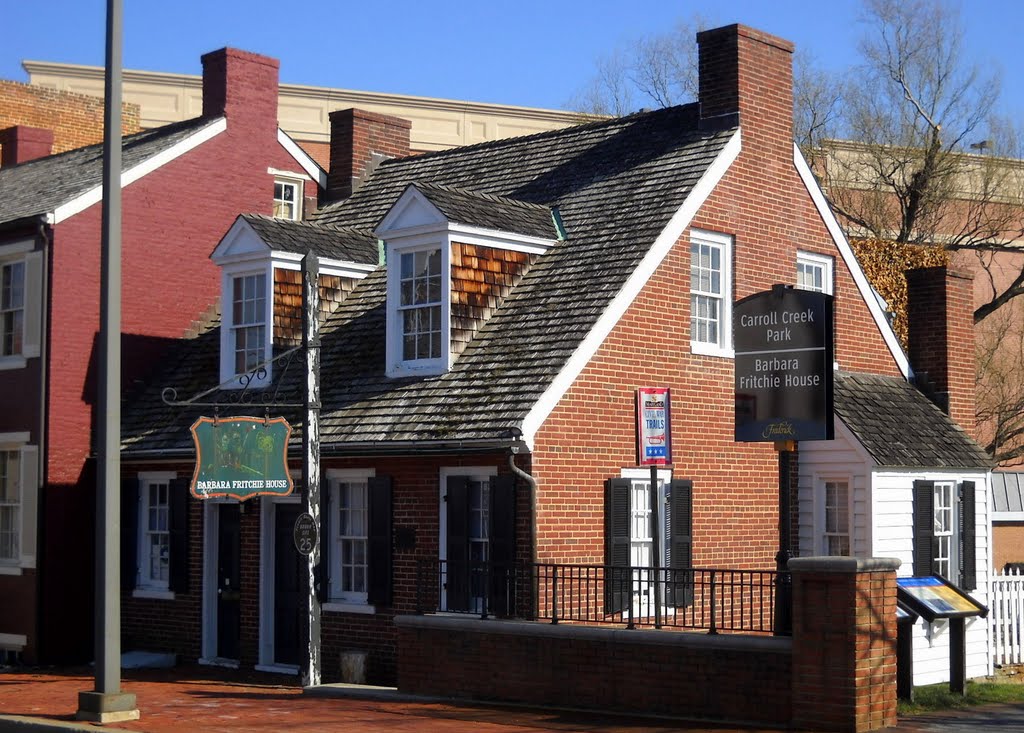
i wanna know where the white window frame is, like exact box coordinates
[796,251,834,295]
[219,263,273,388]
[386,238,451,377]
[325,468,375,610]
[934,481,956,579]
[0,434,36,574]
[272,178,303,221]
[821,478,851,556]
[689,229,733,357]
[0,240,42,370]
[0,449,22,565]
[136,472,176,594]
[619,468,674,615]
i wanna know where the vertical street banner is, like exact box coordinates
[637,387,672,465]
[734,286,834,442]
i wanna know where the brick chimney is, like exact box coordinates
[0,125,54,166]
[201,48,279,136]
[696,24,794,148]
[906,266,976,435]
[326,108,411,201]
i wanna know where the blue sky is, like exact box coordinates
[4,1,1022,119]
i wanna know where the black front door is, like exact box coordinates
[217,504,242,660]
[274,503,304,666]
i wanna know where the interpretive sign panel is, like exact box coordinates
[896,576,988,622]
[636,387,672,465]
[190,416,294,500]
[734,286,834,442]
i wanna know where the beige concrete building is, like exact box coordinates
[22,59,587,169]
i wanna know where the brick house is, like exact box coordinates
[116,25,990,689]
[0,47,327,664]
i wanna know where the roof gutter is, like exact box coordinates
[122,436,521,461]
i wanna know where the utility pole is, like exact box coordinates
[77,0,139,722]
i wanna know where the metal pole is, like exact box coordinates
[301,253,321,687]
[77,0,138,722]
[774,442,794,636]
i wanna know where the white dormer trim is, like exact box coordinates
[277,129,328,190]
[520,128,743,450]
[792,143,911,379]
[51,117,228,224]
[219,260,274,389]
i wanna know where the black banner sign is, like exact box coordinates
[734,285,834,442]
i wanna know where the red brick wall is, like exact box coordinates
[532,25,901,571]
[0,80,140,158]
[906,266,976,435]
[326,109,411,201]
[398,617,791,725]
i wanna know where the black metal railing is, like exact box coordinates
[416,560,787,635]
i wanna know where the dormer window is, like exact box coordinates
[273,179,301,221]
[375,183,559,379]
[399,248,443,361]
[231,272,267,374]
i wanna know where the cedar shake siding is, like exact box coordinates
[451,242,534,356]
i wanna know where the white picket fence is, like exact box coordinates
[991,569,1024,666]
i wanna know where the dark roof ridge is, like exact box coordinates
[373,102,701,171]
[411,181,552,213]
[240,212,375,239]
[0,115,220,172]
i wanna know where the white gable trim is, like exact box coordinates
[211,217,269,264]
[270,250,375,279]
[520,129,743,448]
[52,117,228,224]
[792,144,911,378]
[376,186,447,235]
[277,129,327,189]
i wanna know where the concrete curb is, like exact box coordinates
[0,715,124,733]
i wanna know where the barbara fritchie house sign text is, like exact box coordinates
[734,285,834,442]
[189,416,295,500]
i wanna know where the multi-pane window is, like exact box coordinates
[823,480,850,556]
[796,252,833,294]
[336,479,369,599]
[0,451,20,562]
[140,479,170,589]
[231,273,266,375]
[467,478,490,612]
[399,249,442,361]
[1,261,25,357]
[934,482,955,578]
[690,231,731,353]
[273,180,300,221]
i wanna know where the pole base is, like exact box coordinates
[76,691,139,723]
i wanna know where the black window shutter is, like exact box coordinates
[367,475,393,606]
[168,478,190,594]
[121,477,139,591]
[489,474,516,616]
[913,480,936,576]
[604,478,631,615]
[316,474,330,603]
[959,481,977,590]
[445,476,470,612]
[667,479,694,607]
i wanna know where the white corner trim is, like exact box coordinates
[52,117,228,224]
[278,129,327,189]
[792,144,911,379]
[520,129,743,448]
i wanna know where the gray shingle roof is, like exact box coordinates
[405,182,559,240]
[992,472,1024,514]
[0,117,222,224]
[833,371,992,469]
[240,214,377,265]
[122,104,735,454]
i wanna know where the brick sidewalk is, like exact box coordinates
[0,665,783,733]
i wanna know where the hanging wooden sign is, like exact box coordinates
[189,416,294,500]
